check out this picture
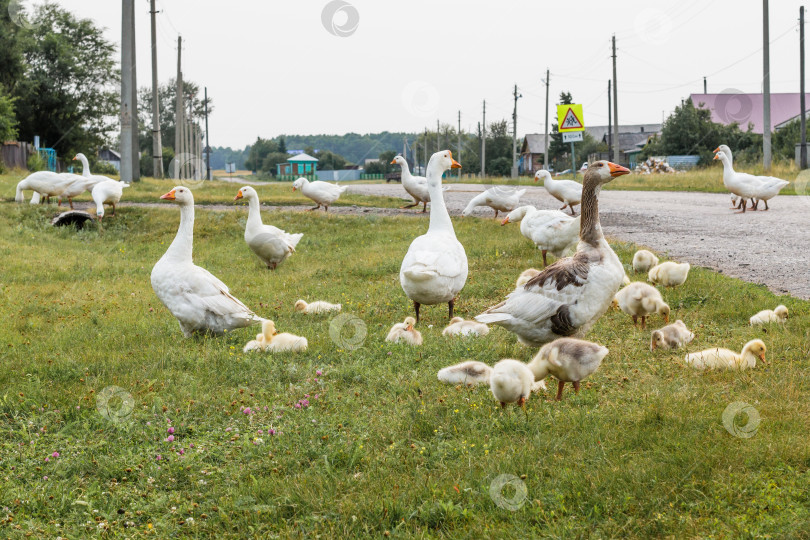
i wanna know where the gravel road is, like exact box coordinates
[76,181,808,299]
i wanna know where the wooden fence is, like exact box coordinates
[1,141,35,170]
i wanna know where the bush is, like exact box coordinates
[27,152,47,171]
[93,160,120,176]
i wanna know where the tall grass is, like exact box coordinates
[0,195,808,537]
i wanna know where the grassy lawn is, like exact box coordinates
[1,195,809,538]
[0,172,408,208]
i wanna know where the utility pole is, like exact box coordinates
[611,35,619,164]
[204,87,211,180]
[149,0,163,178]
[763,0,772,171]
[174,36,184,179]
[130,3,139,181]
[703,76,707,94]
[607,80,612,154]
[543,69,550,171]
[120,0,136,183]
[436,119,440,152]
[457,110,462,178]
[481,100,486,177]
[801,6,807,169]
[186,97,194,178]
[511,84,521,178]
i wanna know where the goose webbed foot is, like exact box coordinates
[572,381,580,393]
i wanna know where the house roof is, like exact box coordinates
[691,93,810,134]
[617,132,655,152]
[586,124,661,144]
[774,109,810,130]
[287,153,318,162]
[522,134,548,154]
[522,124,661,154]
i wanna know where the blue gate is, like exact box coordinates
[38,148,57,172]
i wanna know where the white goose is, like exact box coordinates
[15,171,80,203]
[461,187,527,218]
[291,177,346,211]
[73,153,93,178]
[58,153,109,208]
[476,161,629,347]
[400,150,467,322]
[534,170,583,215]
[502,205,580,267]
[713,150,789,212]
[91,180,129,221]
[234,186,303,269]
[391,155,431,212]
[151,186,264,337]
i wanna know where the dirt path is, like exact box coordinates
[68,182,809,299]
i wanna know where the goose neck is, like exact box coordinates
[579,179,603,247]
[246,195,263,227]
[426,173,453,234]
[164,203,195,261]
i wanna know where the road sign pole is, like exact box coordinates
[571,141,576,179]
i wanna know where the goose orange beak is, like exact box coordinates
[160,189,176,200]
[713,147,721,153]
[759,352,767,363]
[292,186,296,191]
[501,217,510,225]
[713,154,720,160]
[234,189,243,201]
[406,324,413,331]
[72,156,77,161]
[651,342,657,351]
[451,159,461,169]
[390,159,397,164]
[607,162,630,177]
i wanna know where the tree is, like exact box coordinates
[13,4,118,156]
[0,87,18,141]
[315,150,347,171]
[277,136,287,154]
[772,119,800,162]
[640,98,760,164]
[245,137,279,172]
[0,0,25,94]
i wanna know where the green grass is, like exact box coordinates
[1,196,809,538]
[0,172,408,208]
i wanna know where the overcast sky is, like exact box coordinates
[46,0,809,148]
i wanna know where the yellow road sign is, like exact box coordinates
[557,104,585,132]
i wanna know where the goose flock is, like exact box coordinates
[15,153,128,221]
[13,145,790,410]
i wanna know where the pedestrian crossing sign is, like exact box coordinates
[557,104,585,132]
